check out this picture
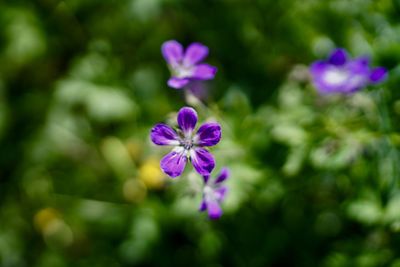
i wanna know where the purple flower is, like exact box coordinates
[150,107,221,178]
[161,40,217,89]
[310,48,388,94]
[199,167,229,220]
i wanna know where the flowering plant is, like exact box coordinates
[150,107,221,178]
[310,48,387,94]
[161,40,217,89]
[199,167,230,220]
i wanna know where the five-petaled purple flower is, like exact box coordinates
[162,40,217,89]
[150,107,221,178]
[199,167,229,220]
[310,48,387,94]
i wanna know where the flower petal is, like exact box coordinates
[167,77,190,89]
[194,122,221,147]
[199,200,207,211]
[310,61,342,93]
[177,107,198,135]
[190,148,215,176]
[369,67,387,84]
[343,58,370,92]
[183,43,209,66]
[161,40,183,67]
[202,175,210,184]
[328,48,348,66]
[214,186,228,202]
[348,57,370,72]
[150,124,180,146]
[192,64,217,80]
[207,200,222,220]
[354,56,370,66]
[215,167,229,184]
[160,148,187,178]
[310,60,327,77]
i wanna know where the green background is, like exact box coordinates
[1,0,400,266]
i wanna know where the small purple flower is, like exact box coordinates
[310,48,387,94]
[199,167,229,220]
[150,107,221,178]
[161,40,217,89]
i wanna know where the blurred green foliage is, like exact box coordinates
[1,0,400,266]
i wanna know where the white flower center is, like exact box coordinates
[323,67,349,86]
[182,138,194,150]
[203,185,215,202]
[174,64,194,78]
[178,130,196,151]
[177,133,196,159]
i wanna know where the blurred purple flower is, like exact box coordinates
[161,40,217,89]
[199,167,229,220]
[150,107,221,177]
[310,48,387,94]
